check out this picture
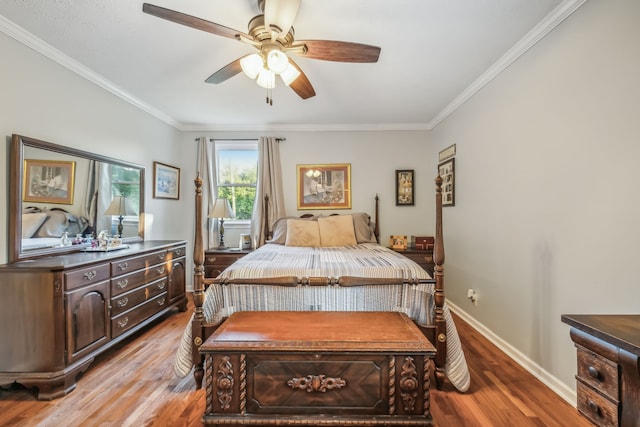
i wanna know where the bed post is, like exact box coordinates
[374,194,380,243]
[433,175,446,389]
[192,173,206,388]
[263,194,270,243]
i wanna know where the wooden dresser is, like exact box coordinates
[561,314,640,427]
[0,240,188,400]
[200,311,435,426]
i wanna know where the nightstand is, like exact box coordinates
[390,246,435,276]
[204,248,253,278]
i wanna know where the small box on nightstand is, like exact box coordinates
[414,236,434,250]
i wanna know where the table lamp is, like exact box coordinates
[209,198,235,249]
[104,196,136,237]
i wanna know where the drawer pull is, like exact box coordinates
[157,282,166,290]
[117,262,128,271]
[156,266,166,275]
[206,257,217,263]
[587,366,600,380]
[157,253,166,260]
[116,279,129,289]
[287,374,346,393]
[116,297,129,308]
[157,297,166,306]
[117,317,129,329]
[587,399,601,416]
[83,270,97,280]
[174,249,182,256]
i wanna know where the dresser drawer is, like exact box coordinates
[168,245,186,260]
[576,346,619,399]
[111,250,169,276]
[65,263,111,290]
[576,381,618,427]
[111,292,168,338]
[245,353,387,415]
[111,262,168,296]
[110,277,168,316]
[205,254,244,278]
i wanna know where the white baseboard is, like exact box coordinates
[446,299,577,406]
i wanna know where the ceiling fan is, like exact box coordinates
[142,1,381,104]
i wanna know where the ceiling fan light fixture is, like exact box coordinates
[240,53,263,79]
[280,62,301,86]
[256,67,275,89]
[266,49,289,74]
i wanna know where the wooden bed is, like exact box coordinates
[180,174,469,393]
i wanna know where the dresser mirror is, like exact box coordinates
[9,134,145,262]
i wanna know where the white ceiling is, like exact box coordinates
[0,0,585,132]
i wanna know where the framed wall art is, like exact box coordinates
[395,169,414,206]
[438,158,455,207]
[390,235,408,250]
[153,161,180,200]
[297,163,351,210]
[23,159,76,204]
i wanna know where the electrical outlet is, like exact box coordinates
[467,289,478,306]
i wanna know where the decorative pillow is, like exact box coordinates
[285,219,321,247]
[22,213,48,238]
[270,216,318,244]
[351,212,377,243]
[318,215,357,247]
[33,210,70,238]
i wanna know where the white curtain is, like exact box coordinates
[251,137,285,246]
[196,137,218,248]
[94,163,113,235]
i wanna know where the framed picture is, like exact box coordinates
[153,161,180,200]
[395,169,415,206]
[23,159,76,204]
[438,158,455,207]
[297,164,351,210]
[390,235,408,250]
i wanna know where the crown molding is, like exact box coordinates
[2,0,588,133]
[0,15,182,130]
[427,0,588,129]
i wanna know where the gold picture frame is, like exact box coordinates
[390,235,408,250]
[297,163,351,210]
[23,159,76,204]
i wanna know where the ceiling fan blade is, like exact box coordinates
[263,0,301,38]
[142,3,250,41]
[296,40,381,63]
[205,58,243,84]
[287,60,315,99]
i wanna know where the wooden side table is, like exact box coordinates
[390,246,435,276]
[204,248,253,278]
[561,314,640,427]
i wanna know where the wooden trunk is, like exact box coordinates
[200,311,435,426]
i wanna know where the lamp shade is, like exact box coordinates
[209,198,235,219]
[104,196,136,216]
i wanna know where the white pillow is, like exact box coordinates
[318,215,357,247]
[22,213,48,238]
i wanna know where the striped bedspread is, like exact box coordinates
[174,243,470,392]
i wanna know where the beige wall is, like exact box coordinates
[429,0,640,401]
[0,31,189,264]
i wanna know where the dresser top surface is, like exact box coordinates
[561,314,640,356]
[0,240,187,271]
[201,311,435,354]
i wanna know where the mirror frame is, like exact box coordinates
[9,134,145,262]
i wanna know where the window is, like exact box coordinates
[110,164,140,216]
[215,140,258,221]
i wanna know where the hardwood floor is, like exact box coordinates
[0,299,590,427]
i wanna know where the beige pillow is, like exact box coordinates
[270,216,318,244]
[318,215,357,247]
[351,212,377,243]
[22,213,48,238]
[285,219,321,247]
[33,210,69,237]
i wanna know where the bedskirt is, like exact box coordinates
[173,282,470,392]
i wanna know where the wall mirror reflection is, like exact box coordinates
[9,134,145,262]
